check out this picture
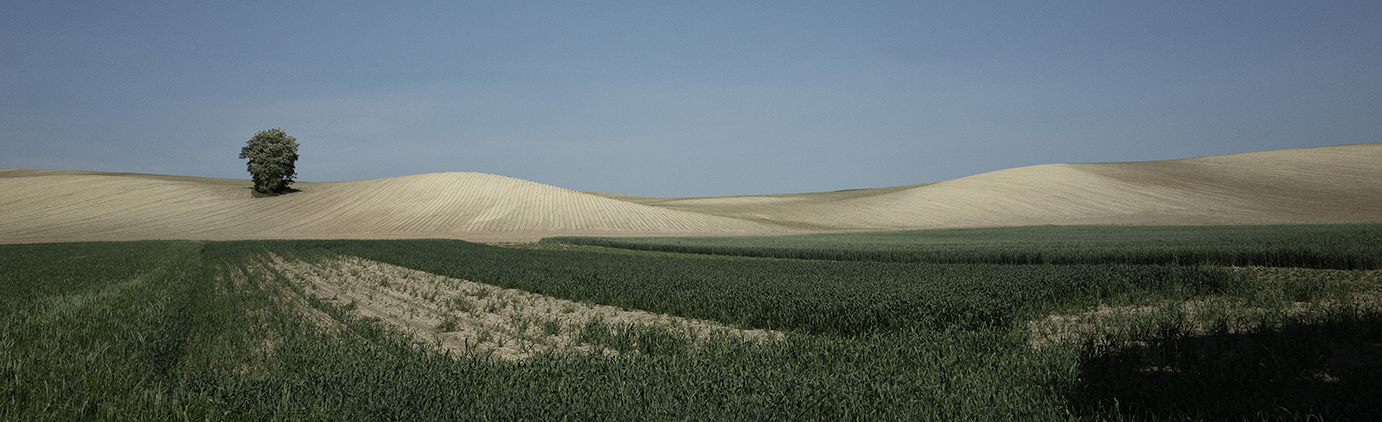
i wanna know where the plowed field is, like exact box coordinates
[4,143,1380,243]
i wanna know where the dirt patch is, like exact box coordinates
[1029,299,1250,350]
[1232,266,1382,287]
[1029,267,1382,350]
[265,254,784,361]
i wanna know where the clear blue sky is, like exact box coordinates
[3,1,1379,197]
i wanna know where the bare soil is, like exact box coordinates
[1029,267,1382,350]
[263,254,783,361]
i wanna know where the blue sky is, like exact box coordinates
[3,1,1379,197]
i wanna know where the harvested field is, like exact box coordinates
[3,143,1380,243]
[637,143,1382,229]
[262,254,783,361]
[0,171,793,244]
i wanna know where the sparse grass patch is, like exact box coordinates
[576,318,693,356]
[451,296,474,313]
[259,252,784,362]
[540,317,563,336]
[437,315,462,332]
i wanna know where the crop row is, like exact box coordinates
[5,240,1377,420]
[1,241,1081,420]
[543,224,1382,269]
[301,239,1249,336]
[0,241,204,420]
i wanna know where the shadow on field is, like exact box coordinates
[1069,316,1382,420]
[248,187,301,197]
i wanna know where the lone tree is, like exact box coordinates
[239,128,300,194]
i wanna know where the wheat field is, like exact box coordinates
[3,143,1379,243]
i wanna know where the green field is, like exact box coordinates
[544,224,1382,269]
[3,229,1381,420]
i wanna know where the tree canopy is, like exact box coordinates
[239,128,299,194]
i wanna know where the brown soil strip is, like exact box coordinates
[1029,267,1382,350]
[265,254,783,361]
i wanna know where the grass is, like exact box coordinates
[1057,296,1382,419]
[0,241,205,420]
[543,224,1382,269]
[317,239,1256,335]
[2,232,1379,420]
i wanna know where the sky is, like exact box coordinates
[2,1,1380,197]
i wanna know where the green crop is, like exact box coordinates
[313,239,1249,335]
[544,224,1382,269]
[3,234,1379,420]
[0,241,206,420]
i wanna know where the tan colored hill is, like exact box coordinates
[2,143,1379,244]
[0,171,794,244]
[637,143,1382,229]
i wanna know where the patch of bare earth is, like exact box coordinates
[1028,267,1382,350]
[265,254,783,361]
[1231,266,1382,286]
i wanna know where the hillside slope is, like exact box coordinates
[0,171,792,243]
[3,143,1378,243]
[637,143,1382,230]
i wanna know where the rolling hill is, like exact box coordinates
[634,143,1382,230]
[3,143,1379,243]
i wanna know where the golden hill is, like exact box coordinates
[2,143,1379,244]
[636,143,1382,229]
[0,171,793,244]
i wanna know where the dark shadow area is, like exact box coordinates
[247,187,301,198]
[1070,314,1382,420]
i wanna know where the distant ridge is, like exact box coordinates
[632,143,1382,230]
[3,143,1379,243]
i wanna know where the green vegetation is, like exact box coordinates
[239,128,299,194]
[3,234,1380,420]
[320,239,1247,335]
[544,224,1382,269]
[0,241,205,419]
